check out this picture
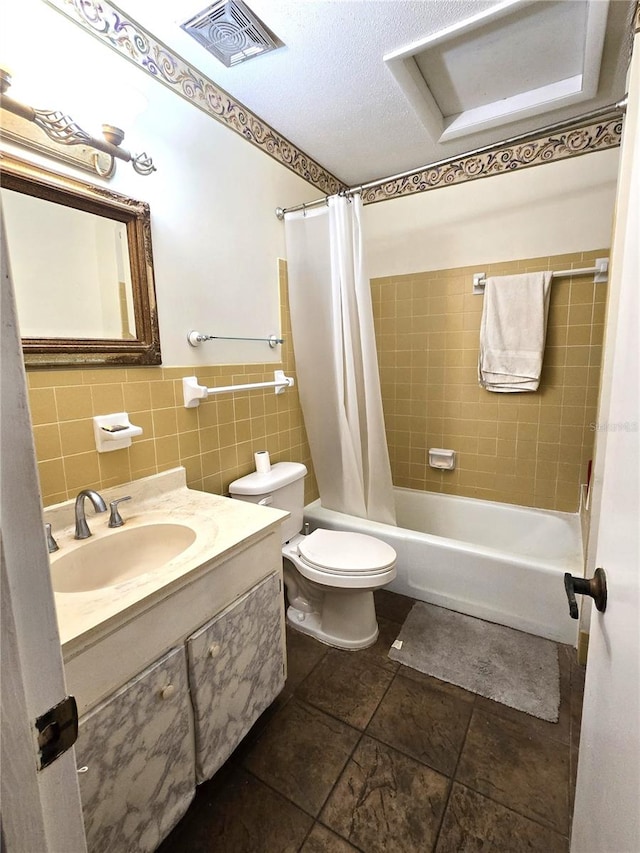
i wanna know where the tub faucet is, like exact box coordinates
[74,489,107,539]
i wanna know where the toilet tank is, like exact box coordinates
[228,462,307,544]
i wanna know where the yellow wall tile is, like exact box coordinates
[55,385,93,421]
[98,451,132,486]
[129,440,157,473]
[27,267,318,507]
[63,452,100,492]
[28,252,603,514]
[37,459,66,499]
[374,250,607,511]
[123,382,152,412]
[59,419,95,456]
[178,430,201,459]
[150,380,176,409]
[91,383,126,416]
[152,408,178,438]
[29,388,58,425]
[32,424,62,461]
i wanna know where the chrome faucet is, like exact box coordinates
[74,489,107,539]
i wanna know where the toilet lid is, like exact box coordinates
[298,529,396,574]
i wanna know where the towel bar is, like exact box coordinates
[472,258,608,294]
[182,371,294,408]
[187,330,284,348]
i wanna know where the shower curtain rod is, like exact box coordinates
[275,98,627,220]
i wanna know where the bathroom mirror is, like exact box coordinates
[0,153,161,367]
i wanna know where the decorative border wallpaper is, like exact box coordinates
[46,0,627,206]
[359,118,623,205]
[44,0,345,196]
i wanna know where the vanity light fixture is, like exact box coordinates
[0,68,156,178]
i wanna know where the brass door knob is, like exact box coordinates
[564,567,607,619]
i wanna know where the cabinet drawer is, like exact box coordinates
[187,572,285,782]
[75,647,195,853]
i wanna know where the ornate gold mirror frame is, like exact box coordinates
[0,153,161,368]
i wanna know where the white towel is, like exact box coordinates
[478,271,552,393]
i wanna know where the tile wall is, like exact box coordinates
[371,251,608,512]
[28,262,320,508]
[28,252,607,514]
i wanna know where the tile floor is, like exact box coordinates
[158,590,585,853]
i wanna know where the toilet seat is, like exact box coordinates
[298,529,396,574]
[285,529,396,589]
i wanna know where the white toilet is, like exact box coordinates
[229,462,397,650]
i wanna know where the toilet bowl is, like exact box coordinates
[229,462,397,650]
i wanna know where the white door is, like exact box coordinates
[1,218,87,850]
[570,35,640,853]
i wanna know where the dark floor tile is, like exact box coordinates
[570,657,586,749]
[475,640,571,744]
[327,616,401,674]
[297,649,395,729]
[373,588,415,625]
[157,767,312,853]
[321,735,449,853]
[367,672,472,776]
[243,698,360,816]
[456,709,570,834]
[283,625,330,697]
[569,743,580,819]
[570,653,586,694]
[301,824,362,852]
[435,782,569,852]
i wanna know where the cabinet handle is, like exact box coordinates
[77,765,89,774]
[208,643,220,658]
[160,684,175,700]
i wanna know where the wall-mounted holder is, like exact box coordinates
[182,370,294,408]
[187,330,284,348]
[472,258,609,294]
[429,448,456,470]
[93,412,143,453]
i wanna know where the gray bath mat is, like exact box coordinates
[388,602,560,722]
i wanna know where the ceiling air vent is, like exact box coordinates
[181,0,284,67]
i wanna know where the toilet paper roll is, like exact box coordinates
[255,450,271,474]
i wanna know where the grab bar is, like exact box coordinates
[182,371,294,408]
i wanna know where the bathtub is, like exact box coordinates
[304,488,582,645]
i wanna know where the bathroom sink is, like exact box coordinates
[50,523,197,593]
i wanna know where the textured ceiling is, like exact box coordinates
[115,0,634,186]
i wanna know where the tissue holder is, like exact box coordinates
[94,412,143,453]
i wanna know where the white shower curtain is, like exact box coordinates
[284,194,396,525]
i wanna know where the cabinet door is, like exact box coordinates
[187,571,285,782]
[75,646,195,853]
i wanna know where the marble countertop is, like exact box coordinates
[44,468,288,653]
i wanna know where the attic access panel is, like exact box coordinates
[384,0,608,143]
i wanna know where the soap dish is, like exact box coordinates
[93,412,143,453]
[429,448,456,470]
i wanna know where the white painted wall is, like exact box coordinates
[1,0,318,366]
[363,148,620,277]
[1,2,620,364]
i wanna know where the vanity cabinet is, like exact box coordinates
[67,529,287,853]
[74,647,194,853]
[188,572,285,782]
